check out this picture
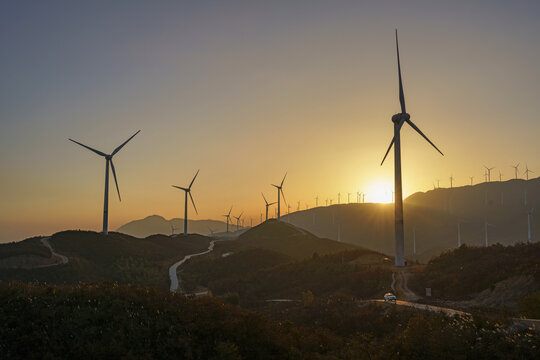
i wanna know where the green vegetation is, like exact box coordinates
[0,237,51,259]
[411,242,540,299]
[182,249,392,305]
[0,231,211,288]
[1,282,538,359]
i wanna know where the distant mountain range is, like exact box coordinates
[116,215,243,238]
[284,178,540,261]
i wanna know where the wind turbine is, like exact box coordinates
[222,206,233,233]
[325,199,329,206]
[348,192,352,203]
[338,192,341,204]
[484,166,494,182]
[271,173,287,220]
[315,196,319,207]
[512,163,520,179]
[261,193,276,221]
[449,175,454,188]
[172,170,199,236]
[524,164,533,180]
[207,226,215,236]
[528,208,534,243]
[380,30,444,267]
[170,224,177,236]
[69,130,140,234]
[297,200,300,211]
[233,211,243,232]
[499,171,503,182]
[470,176,474,186]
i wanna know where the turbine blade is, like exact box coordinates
[239,211,244,218]
[261,192,268,205]
[109,159,121,201]
[281,188,287,206]
[189,192,198,215]
[189,169,200,189]
[406,119,444,156]
[280,172,287,187]
[69,139,107,157]
[269,202,277,206]
[380,137,395,166]
[228,206,232,216]
[172,185,189,191]
[111,130,141,156]
[395,29,406,114]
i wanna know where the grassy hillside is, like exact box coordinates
[217,219,357,260]
[411,242,540,300]
[0,236,51,259]
[0,231,210,288]
[117,214,238,238]
[182,248,392,306]
[285,177,540,260]
[1,282,537,360]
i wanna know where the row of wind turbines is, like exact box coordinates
[437,163,534,189]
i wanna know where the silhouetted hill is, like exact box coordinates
[117,214,240,238]
[219,219,357,259]
[285,178,540,261]
[411,242,540,300]
[0,231,210,288]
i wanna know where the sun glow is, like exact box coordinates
[366,180,393,204]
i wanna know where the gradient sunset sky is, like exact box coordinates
[1,0,540,242]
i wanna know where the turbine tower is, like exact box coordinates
[528,208,534,243]
[172,170,199,235]
[222,206,233,233]
[380,30,444,267]
[450,175,454,188]
[261,193,276,221]
[69,130,140,234]
[470,176,474,186]
[512,163,520,179]
[271,173,287,220]
[315,196,319,207]
[499,171,503,182]
[484,166,494,182]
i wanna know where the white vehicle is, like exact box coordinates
[384,292,397,302]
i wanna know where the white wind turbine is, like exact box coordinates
[271,173,287,220]
[222,206,233,233]
[380,30,444,267]
[172,170,199,235]
[69,130,140,234]
[261,193,276,221]
[484,166,495,182]
[512,163,520,179]
[524,164,533,180]
[234,211,243,232]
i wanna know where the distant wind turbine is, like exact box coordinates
[524,164,533,180]
[69,130,140,234]
[338,192,341,204]
[380,30,444,266]
[450,175,454,188]
[261,193,276,221]
[512,163,520,179]
[499,171,503,182]
[315,196,319,207]
[222,206,233,233]
[348,192,352,203]
[484,166,494,182]
[207,226,215,236]
[470,176,474,186]
[172,170,200,236]
[234,211,243,232]
[325,199,329,206]
[271,173,287,220]
[297,200,300,211]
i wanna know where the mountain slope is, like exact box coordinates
[285,178,540,260]
[117,215,239,238]
[0,231,210,288]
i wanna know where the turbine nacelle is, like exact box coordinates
[392,113,410,124]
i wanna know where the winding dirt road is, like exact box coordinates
[37,237,69,268]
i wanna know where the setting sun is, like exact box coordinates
[366,180,393,203]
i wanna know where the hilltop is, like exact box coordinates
[285,178,540,261]
[0,230,210,288]
[217,219,357,259]
[117,214,239,238]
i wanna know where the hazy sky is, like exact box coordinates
[2,0,540,242]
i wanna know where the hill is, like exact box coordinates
[217,219,357,260]
[284,178,540,261]
[0,231,210,288]
[116,214,241,238]
[410,242,540,316]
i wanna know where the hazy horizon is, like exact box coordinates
[2,0,540,242]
